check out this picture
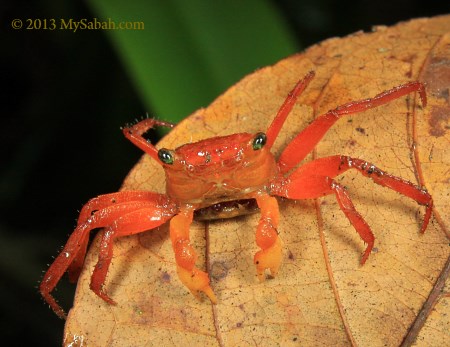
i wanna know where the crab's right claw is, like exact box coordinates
[177,265,217,304]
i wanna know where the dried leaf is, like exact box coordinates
[64,16,449,347]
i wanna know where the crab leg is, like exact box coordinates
[90,204,178,304]
[266,71,315,148]
[253,194,282,281]
[273,155,432,264]
[122,118,175,163]
[68,191,166,282]
[40,192,177,319]
[278,81,427,173]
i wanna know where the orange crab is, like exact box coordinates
[40,72,433,319]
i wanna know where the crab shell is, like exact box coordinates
[160,132,278,206]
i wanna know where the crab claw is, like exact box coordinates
[176,265,218,304]
[254,237,282,281]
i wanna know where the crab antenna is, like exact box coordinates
[266,71,315,149]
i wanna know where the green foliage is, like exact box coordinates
[88,0,298,123]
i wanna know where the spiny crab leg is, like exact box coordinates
[40,192,177,319]
[123,118,175,163]
[266,71,315,149]
[273,155,433,264]
[277,81,427,173]
[68,192,165,282]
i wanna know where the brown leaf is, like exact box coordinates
[64,16,450,346]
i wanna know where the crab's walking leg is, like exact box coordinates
[273,155,432,264]
[123,118,175,163]
[278,81,427,173]
[40,192,176,319]
[90,203,177,304]
[254,194,282,281]
[170,207,217,303]
[266,71,316,148]
[68,191,164,282]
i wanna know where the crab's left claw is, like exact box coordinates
[254,237,282,281]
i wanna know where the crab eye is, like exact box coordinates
[158,148,174,165]
[252,132,267,150]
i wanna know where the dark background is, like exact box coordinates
[1,1,448,346]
